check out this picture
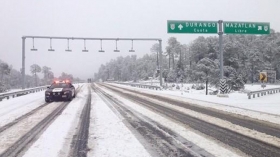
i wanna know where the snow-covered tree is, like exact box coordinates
[166,37,181,70]
[30,64,41,86]
[59,72,73,81]
[42,66,53,84]
[94,29,280,90]
[0,61,11,82]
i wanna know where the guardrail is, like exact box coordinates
[113,82,162,90]
[0,86,47,101]
[247,87,280,99]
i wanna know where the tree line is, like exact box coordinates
[0,61,79,92]
[94,29,280,90]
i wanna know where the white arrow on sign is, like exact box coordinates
[178,24,183,30]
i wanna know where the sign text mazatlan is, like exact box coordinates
[224,21,270,34]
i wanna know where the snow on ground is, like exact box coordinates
[244,84,280,91]
[113,87,280,148]
[0,91,45,127]
[0,83,85,156]
[119,81,280,92]
[0,83,82,128]
[108,83,280,125]
[87,91,151,157]
[0,89,22,94]
[22,84,88,157]
[98,84,243,157]
[0,85,48,95]
[0,102,62,154]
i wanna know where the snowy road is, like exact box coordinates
[0,84,85,157]
[0,83,280,157]
[97,83,280,157]
[108,83,280,124]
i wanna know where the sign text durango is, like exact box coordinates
[167,20,218,34]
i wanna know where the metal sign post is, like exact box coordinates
[21,36,163,89]
[218,20,228,95]
[218,20,224,80]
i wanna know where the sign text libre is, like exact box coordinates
[224,22,270,34]
[167,20,218,34]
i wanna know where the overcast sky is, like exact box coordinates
[1,0,280,79]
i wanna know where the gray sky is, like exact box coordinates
[1,0,280,79]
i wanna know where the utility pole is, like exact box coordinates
[22,37,26,89]
[159,40,163,87]
[156,50,159,69]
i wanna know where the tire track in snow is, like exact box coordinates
[69,86,91,157]
[94,84,214,157]
[105,83,280,138]
[0,86,83,157]
[100,83,280,157]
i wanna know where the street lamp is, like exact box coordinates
[129,40,135,52]
[98,40,105,52]
[114,40,120,52]
[65,39,72,52]
[31,38,37,51]
[82,39,88,52]
[48,38,55,51]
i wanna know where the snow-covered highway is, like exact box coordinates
[0,83,280,157]
[97,83,280,157]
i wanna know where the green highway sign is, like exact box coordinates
[224,21,270,34]
[167,20,218,34]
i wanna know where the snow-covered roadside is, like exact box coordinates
[108,83,280,125]
[0,89,22,94]
[87,91,151,157]
[22,85,89,157]
[0,91,45,127]
[98,84,243,157]
[0,85,48,95]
